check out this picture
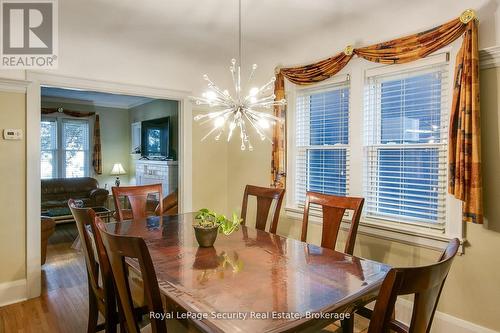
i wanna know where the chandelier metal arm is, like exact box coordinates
[191,0,286,151]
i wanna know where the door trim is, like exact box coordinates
[26,71,192,298]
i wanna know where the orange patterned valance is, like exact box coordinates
[271,9,482,223]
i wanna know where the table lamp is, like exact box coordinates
[110,163,126,187]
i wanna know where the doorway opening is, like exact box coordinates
[39,86,181,297]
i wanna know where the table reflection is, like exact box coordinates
[192,248,244,284]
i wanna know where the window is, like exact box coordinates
[41,119,57,179]
[295,80,349,206]
[364,64,449,227]
[40,117,90,179]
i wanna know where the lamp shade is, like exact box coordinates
[110,163,126,175]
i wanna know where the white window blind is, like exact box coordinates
[364,64,449,227]
[295,81,350,207]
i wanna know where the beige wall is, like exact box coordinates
[191,109,229,215]
[41,101,131,188]
[481,67,500,233]
[0,92,26,283]
[226,136,272,216]
[220,66,500,331]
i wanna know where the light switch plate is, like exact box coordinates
[3,129,23,140]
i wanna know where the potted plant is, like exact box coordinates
[193,208,242,247]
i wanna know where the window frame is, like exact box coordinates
[364,62,449,229]
[285,51,464,252]
[285,74,352,210]
[294,77,351,208]
[41,115,92,179]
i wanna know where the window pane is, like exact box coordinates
[63,120,89,178]
[308,149,347,196]
[376,148,441,222]
[309,88,349,145]
[380,73,442,144]
[41,120,57,150]
[41,151,56,179]
[65,150,86,178]
[296,82,350,206]
[63,120,89,150]
[40,120,57,178]
[365,66,447,226]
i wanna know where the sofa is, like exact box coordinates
[41,177,109,211]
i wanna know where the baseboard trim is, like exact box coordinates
[393,298,499,333]
[0,279,27,307]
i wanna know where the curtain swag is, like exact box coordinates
[41,108,103,175]
[271,9,482,223]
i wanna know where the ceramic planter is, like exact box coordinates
[193,225,219,247]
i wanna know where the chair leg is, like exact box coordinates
[341,315,354,333]
[103,308,118,333]
[87,286,99,333]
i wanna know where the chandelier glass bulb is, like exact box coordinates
[192,60,286,151]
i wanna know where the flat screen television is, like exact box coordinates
[141,117,170,158]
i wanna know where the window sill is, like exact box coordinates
[284,207,464,254]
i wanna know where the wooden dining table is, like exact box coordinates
[103,213,391,333]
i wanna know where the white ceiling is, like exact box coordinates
[41,87,154,109]
[52,0,498,94]
[62,0,496,63]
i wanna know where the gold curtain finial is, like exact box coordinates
[344,45,354,56]
[274,66,282,75]
[460,9,476,24]
[57,107,64,113]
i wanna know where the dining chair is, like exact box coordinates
[154,189,178,216]
[241,184,285,234]
[112,184,163,221]
[357,238,460,333]
[68,199,119,333]
[301,192,364,255]
[96,216,167,333]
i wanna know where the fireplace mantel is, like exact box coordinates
[135,159,178,196]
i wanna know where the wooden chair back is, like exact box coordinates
[112,184,163,221]
[241,185,285,234]
[154,189,178,216]
[367,238,460,333]
[96,216,166,333]
[301,192,364,254]
[68,199,116,330]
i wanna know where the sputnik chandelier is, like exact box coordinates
[192,0,286,151]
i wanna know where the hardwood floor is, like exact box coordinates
[0,223,369,333]
[0,224,93,333]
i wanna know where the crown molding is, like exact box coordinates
[480,46,500,69]
[0,78,30,93]
[40,95,153,110]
